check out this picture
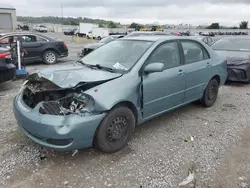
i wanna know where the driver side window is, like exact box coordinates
[146,42,181,70]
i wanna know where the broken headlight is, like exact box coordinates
[40,92,95,116]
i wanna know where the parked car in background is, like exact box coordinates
[64,28,77,36]
[0,47,16,83]
[79,35,124,57]
[200,32,215,37]
[18,24,29,31]
[14,36,227,153]
[33,25,48,33]
[194,36,214,46]
[0,32,68,64]
[211,36,250,83]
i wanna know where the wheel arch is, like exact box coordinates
[42,48,59,57]
[111,101,138,124]
[211,75,221,85]
[92,100,138,148]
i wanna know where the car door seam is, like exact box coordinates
[144,90,185,106]
[185,82,207,91]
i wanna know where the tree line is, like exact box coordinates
[18,16,249,30]
[17,16,120,28]
[205,21,248,29]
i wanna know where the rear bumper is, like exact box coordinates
[227,64,250,82]
[58,52,69,58]
[0,63,16,83]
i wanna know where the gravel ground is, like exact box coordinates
[0,33,250,188]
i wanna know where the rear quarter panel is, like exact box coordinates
[41,41,68,56]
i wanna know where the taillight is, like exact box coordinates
[62,41,66,46]
[226,59,228,64]
[0,52,10,58]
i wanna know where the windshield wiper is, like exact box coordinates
[90,64,115,72]
[76,59,94,69]
[76,60,115,72]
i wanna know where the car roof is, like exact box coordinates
[0,32,55,41]
[120,35,200,42]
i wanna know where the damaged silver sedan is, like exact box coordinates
[13,36,227,153]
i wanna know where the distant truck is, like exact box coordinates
[75,23,99,37]
[87,28,109,40]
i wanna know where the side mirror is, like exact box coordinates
[144,62,164,74]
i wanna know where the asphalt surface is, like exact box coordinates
[0,33,250,188]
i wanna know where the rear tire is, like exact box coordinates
[43,50,58,64]
[94,107,135,153]
[201,79,219,107]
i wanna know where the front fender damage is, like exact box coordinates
[22,74,111,117]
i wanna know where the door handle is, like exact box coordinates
[178,69,184,76]
[206,62,211,68]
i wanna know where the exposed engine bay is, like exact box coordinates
[22,77,103,116]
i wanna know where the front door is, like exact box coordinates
[142,41,186,119]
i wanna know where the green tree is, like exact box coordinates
[99,24,104,28]
[129,22,140,28]
[108,21,117,28]
[239,21,248,29]
[206,23,220,29]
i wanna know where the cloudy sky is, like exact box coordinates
[1,0,250,26]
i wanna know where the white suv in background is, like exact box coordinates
[33,25,48,33]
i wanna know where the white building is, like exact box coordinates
[0,5,17,32]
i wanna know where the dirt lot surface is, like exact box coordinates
[0,33,250,188]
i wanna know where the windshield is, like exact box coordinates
[99,36,114,43]
[212,38,250,51]
[81,40,153,72]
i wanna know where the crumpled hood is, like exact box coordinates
[214,50,250,65]
[84,42,104,49]
[29,63,122,88]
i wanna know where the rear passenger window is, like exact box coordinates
[37,36,47,42]
[181,41,210,64]
[22,35,37,42]
[147,42,180,69]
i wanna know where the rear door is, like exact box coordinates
[21,35,47,61]
[180,40,212,102]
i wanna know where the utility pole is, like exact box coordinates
[61,3,63,18]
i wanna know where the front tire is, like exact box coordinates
[95,107,135,153]
[201,79,219,107]
[43,50,58,64]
